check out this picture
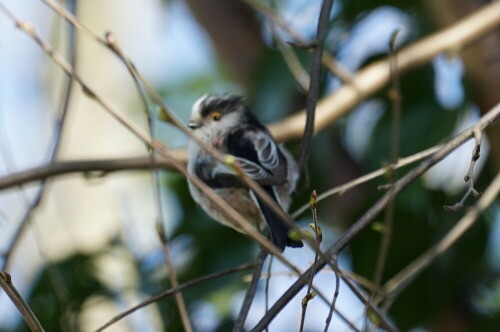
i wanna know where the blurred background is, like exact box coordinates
[0,0,499,331]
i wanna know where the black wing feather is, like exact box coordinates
[255,186,303,251]
[194,156,243,188]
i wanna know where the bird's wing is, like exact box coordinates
[226,128,287,185]
[193,154,244,188]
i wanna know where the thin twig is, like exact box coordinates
[323,256,340,332]
[233,249,268,332]
[292,144,443,218]
[443,128,483,211]
[242,0,353,83]
[383,170,500,300]
[264,255,273,332]
[369,30,401,328]
[0,272,46,332]
[0,156,182,191]
[157,225,193,332]
[297,0,335,177]
[275,35,310,92]
[93,261,256,332]
[299,190,321,332]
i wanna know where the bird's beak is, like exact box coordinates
[188,120,201,129]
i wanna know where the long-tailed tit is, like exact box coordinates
[186,94,303,251]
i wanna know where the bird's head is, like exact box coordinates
[188,94,246,137]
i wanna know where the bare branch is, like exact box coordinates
[275,36,310,92]
[233,249,268,332]
[323,256,340,332]
[157,224,193,332]
[443,128,483,211]
[292,144,443,218]
[0,272,46,332]
[242,0,353,83]
[369,30,402,322]
[264,255,272,332]
[299,191,321,332]
[297,0,335,176]
[0,156,181,191]
[383,170,500,301]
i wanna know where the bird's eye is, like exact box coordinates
[211,112,221,121]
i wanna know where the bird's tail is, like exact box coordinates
[255,186,303,252]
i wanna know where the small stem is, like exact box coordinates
[369,30,401,328]
[323,256,340,332]
[233,249,268,332]
[299,190,321,332]
[0,272,46,332]
[264,255,273,332]
[444,130,483,211]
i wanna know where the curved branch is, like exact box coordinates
[0,272,45,332]
[0,154,184,191]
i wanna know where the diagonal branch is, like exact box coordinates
[383,170,500,300]
[292,144,442,218]
[0,272,46,332]
[233,249,268,332]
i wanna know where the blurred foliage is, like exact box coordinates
[8,0,499,331]
[14,253,111,332]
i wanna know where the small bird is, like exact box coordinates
[186,94,303,251]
